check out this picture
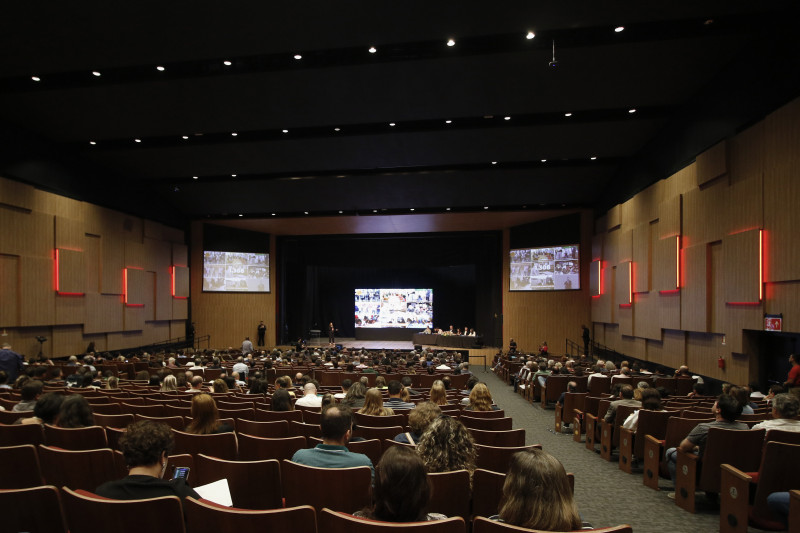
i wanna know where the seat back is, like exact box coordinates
[133,414,185,430]
[562,393,587,422]
[697,427,765,492]
[474,444,541,474]
[183,498,317,533]
[218,407,256,422]
[472,516,631,533]
[0,485,68,533]
[120,403,166,417]
[764,429,800,446]
[171,429,238,460]
[354,412,407,428]
[318,508,466,533]
[426,470,471,519]
[472,469,505,518]
[460,416,513,431]
[60,487,186,533]
[195,454,282,509]
[588,376,611,396]
[544,375,572,403]
[633,410,673,457]
[254,409,304,423]
[282,460,372,512]
[38,445,117,491]
[457,409,505,419]
[0,444,44,488]
[289,421,322,439]
[750,441,800,526]
[353,425,405,444]
[94,413,135,428]
[468,428,525,447]
[238,434,307,462]
[44,425,108,451]
[0,422,45,447]
[88,403,123,415]
[236,419,289,438]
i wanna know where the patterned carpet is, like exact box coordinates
[480,370,730,533]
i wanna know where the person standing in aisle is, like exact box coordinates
[328,322,336,345]
[257,321,267,347]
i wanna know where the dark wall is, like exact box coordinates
[278,232,502,345]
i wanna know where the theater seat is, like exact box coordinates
[318,508,466,533]
[183,497,316,533]
[472,516,631,533]
[0,485,68,533]
[60,487,186,533]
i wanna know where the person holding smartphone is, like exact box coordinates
[96,420,199,501]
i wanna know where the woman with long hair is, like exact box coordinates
[271,388,294,411]
[359,388,395,416]
[185,393,232,434]
[106,376,119,390]
[465,382,498,411]
[416,415,476,476]
[355,445,447,521]
[160,374,178,392]
[495,449,583,531]
[57,394,95,428]
[211,378,228,393]
[428,380,449,406]
[341,381,367,409]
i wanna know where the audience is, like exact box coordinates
[341,381,367,409]
[603,384,640,425]
[384,380,415,410]
[20,392,64,426]
[429,380,449,406]
[295,382,322,407]
[394,402,441,445]
[13,380,43,412]
[417,415,476,478]
[464,383,498,411]
[271,388,294,411]
[359,388,395,416]
[184,393,232,434]
[752,393,800,432]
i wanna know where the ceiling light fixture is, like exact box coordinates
[491,161,497,165]
[389,123,396,127]
[134,138,142,143]
[591,156,597,160]
[223,60,232,66]
[446,39,455,47]
[92,71,101,77]
[231,132,238,136]
[293,54,302,60]
[339,210,343,214]
[628,108,636,114]
[445,120,452,124]
[368,46,377,53]
[156,66,165,72]
[271,213,276,216]
[334,127,340,132]
[192,176,198,179]
[541,159,547,162]
[31,76,41,82]
[410,208,415,211]
[282,129,289,133]
[446,207,451,211]
[614,26,625,33]
[238,214,243,217]
[526,31,535,40]
[304,211,309,215]
[564,112,572,117]
[89,141,96,145]
[484,206,489,210]
[504,116,511,121]
[181,135,189,139]
[373,209,377,213]
[231,174,237,177]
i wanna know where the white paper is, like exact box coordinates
[194,478,233,507]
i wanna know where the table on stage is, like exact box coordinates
[411,333,482,349]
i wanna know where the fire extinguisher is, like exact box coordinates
[718,356,725,370]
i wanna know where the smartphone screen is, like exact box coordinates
[172,467,190,481]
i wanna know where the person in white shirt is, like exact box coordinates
[752,393,800,433]
[232,356,249,379]
[241,337,254,355]
[295,382,323,407]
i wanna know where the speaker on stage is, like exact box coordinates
[414,344,422,351]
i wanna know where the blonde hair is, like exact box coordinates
[360,388,395,416]
[160,374,177,392]
[429,381,448,405]
[498,449,581,531]
[212,379,228,393]
[467,382,493,411]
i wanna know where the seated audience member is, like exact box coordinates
[210,378,229,394]
[603,385,640,425]
[184,393,232,434]
[622,388,664,431]
[341,381,367,409]
[492,449,585,531]
[248,379,269,395]
[106,376,119,390]
[395,402,441,445]
[664,393,747,498]
[465,383,499,411]
[752,393,800,433]
[295,382,323,407]
[728,385,754,414]
[360,388,395,416]
[320,393,336,410]
[271,388,294,411]
[275,375,296,399]
[14,380,43,412]
[384,380,415,410]
[428,380,449,406]
[556,381,578,411]
[417,415,476,477]
[374,376,387,389]
[355,445,447,521]
[291,405,374,479]
[765,384,785,405]
[160,374,178,392]
[531,362,552,389]
[186,375,204,393]
[57,394,95,428]
[20,392,64,426]
[0,370,11,390]
[766,492,791,529]
[96,420,200,500]
[334,379,352,400]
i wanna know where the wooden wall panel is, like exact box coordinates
[55,294,85,326]
[726,174,763,237]
[124,305,145,332]
[52,326,86,357]
[722,229,762,304]
[633,291,660,340]
[0,177,36,210]
[631,180,662,226]
[0,209,53,258]
[125,268,146,307]
[125,240,146,270]
[764,98,800,283]
[617,334,645,359]
[659,292,681,332]
[19,256,55,325]
[616,230,633,263]
[34,190,85,219]
[686,332,734,382]
[57,249,85,294]
[606,205,622,230]
[645,329,685,368]
[172,243,188,266]
[174,266,190,298]
[107,331,144,350]
[172,297,188,321]
[55,216,85,250]
[696,140,728,186]
[85,235,101,294]
[683,180,728,248]
[170,320,187,340]
[661,163,697,199]
[657,194,682,239]
[729,122,764,185]
[0,254,19,326]
[632,223,650,293]
[681,244,709,333]
[143,271,156,321]
[594,214,608,235]
[84,294,123,334]
[766,281,800,334]
[101,237,124,295]
[653,236,680,292]
[615,262,632,307]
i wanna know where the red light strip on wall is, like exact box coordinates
[619,261,633,307]
[123,267,145,306]
[54,248,60,292]
[171,266,188,299]
[676,235,681,289]
[759,229,763,301]
[54,248,85,296]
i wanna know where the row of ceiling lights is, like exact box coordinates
[227,204,567,218]
[85,109,637,146]
[30,27,629,83]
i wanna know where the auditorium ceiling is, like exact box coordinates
[0,1,798,229]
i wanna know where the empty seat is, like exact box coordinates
[468,428,525,447]
[472,516,631,533]
[61,487,186,533]
[38,445,117,491]
[0,444,44,489]
[459,416,513,432]
[0,422,45,447]
[474,444,541,474]
[282,460,372,512]
[426,470,471,519]
[0,485,68,533]
[238,434,307,462]
[194,454,282,509]
[318,508,466,533]
[171,429,238,460]
[183,497,316,533]
[235,419,289,438]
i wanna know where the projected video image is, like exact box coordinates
[510,245,579,291]
[355,289,433,328]
[203,251,270,292]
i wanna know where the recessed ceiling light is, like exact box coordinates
[89,141,96,145]
[282,129,289,133]
[484,206,489,210]
[223,60,232,66]
[628,108,636,113]
[192,176,198,180]
[445,120,452,124]
[446,207,451,211]
[446,39,455,47]
[238,214,243,217]
[614,26,624,33]
[293,54,302,60]
[339,210,343,214]
[92,71,101,77]
[31,76,41,82]
[231,174,237,177]
[541,159,547,162]
[564,112,572,117]
[504,116,511,121]
[590,156,597,160]
[491,161,497,165]
[410,208,415,211]
[304,211,309,215]
[373,209,377,213]
[134,138,142,143]
[368,46,377,54]
[231,132,238,137]
[526,31,535,40]
[271,213,276,216]
[389,123,396,127]
[334,127,340,132]
[156,66,165,72]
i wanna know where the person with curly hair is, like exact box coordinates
[96,420,200,500]
[416,415,476,477]
[185,393,232,434]
[493,449,584,531]
[355,445,447,521]
[464,382,499,411]
[359,388,395,416]
[394,401,441,445]
[56,394,95,428]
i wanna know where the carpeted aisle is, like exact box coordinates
[478,370,724,533]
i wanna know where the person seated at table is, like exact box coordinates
[359,388,395,416]
[395,401,441,445]
[464,383,499,411]
[355,445,447,521]
[96,420,200,501]
[185,393,232,434]
[491,448,585,531]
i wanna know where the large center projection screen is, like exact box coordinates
[203,251,270,292]
[509,245,579,291]
[355,289,433,328]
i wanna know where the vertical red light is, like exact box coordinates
[628,261,633,304]
[676,235,681,289]
[123,268,128,304]
[759,229,763,301]
[54,249,60,292]
[171,266,176,297]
